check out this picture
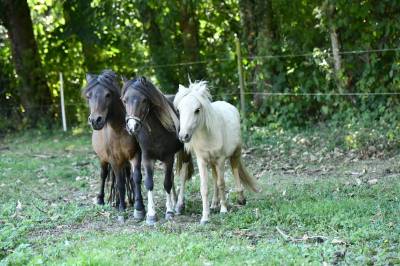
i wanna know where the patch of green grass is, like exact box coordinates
[1,124,400,265]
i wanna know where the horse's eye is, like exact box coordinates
[195,108,200,114]
[105,92,111,98]
[85,93,91,99]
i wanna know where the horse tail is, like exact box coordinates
[176,149,194,181]
[232,147,259,192]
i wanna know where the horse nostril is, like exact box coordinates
[95,116,103,125]
[179,133,189,142]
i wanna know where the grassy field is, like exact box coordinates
[1,120,400,265]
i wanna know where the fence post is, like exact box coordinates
[235,35,246,118]
[59,72,67,132]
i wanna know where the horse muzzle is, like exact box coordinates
[89,115,106,130]
[126,117,142,135]
[179,132,192,143]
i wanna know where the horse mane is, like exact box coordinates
[83,69,121,97]
[174,80,218,132]
[123,77,179,133]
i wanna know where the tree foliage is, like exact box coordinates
[0,0,399,131]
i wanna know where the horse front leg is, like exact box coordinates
[163,157,175,220]
[131,150,145,221]
[210,164,220,210]
[143,157,156,225]
[97,162,108,205]
[216,159,228,213]
[197,158,210,225]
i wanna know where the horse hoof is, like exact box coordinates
[165,211,174,220]
[146,215,157,226]
[220,207,228,214]
[200,219,209,225]
[237,198,246,206]
[96,196,105,205]
[175,204,185,215]
[117,215,125,223]
[133,209,145,221]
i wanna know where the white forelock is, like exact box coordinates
[174,80,218,132]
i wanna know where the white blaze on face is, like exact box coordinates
[127,119,138,132]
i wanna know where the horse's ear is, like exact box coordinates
[121,76,128,83]
[139,76,147,84]
[86,73,96,82]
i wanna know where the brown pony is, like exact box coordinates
[84,70,144,220]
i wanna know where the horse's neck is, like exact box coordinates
[145,111,173,139]
[106,102,126,135]
[192,104,221,146]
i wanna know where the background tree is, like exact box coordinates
[0,0,399,132]
[0,0,52,125]
[137,0,180,91]
[175,0,206,81]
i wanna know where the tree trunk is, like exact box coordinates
[0,0,52,125]
[326,2,342,77]
[239,0,278,106]
[325,1,349,95]
[239,0,258,59]
[177,1,205,81]
[137,1,180,92]
[330,28,341,72]
[63,0,103,72]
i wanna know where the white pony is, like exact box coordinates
[174,81,258,224]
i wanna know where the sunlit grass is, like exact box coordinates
[1,123,400,265]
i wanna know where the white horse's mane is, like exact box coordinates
[174,80,218,132]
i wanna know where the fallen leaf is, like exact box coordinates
[16,200,23,211]
[331,239,347,245]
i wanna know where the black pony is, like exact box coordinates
[121,77,193,225]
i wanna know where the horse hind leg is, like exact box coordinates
[113,167,126,223]
[116,169,126,211]
[175,150,192,215]
[230,151,246,205]
[175,161,188,215]
[97,162,108,205]
[210,164,220,210]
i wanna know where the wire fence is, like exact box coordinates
[3,91,400,112]
[136,47,400,69]
[2,47,400,113]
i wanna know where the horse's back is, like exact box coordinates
[211,101,242,155]
[212,101,240,125]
